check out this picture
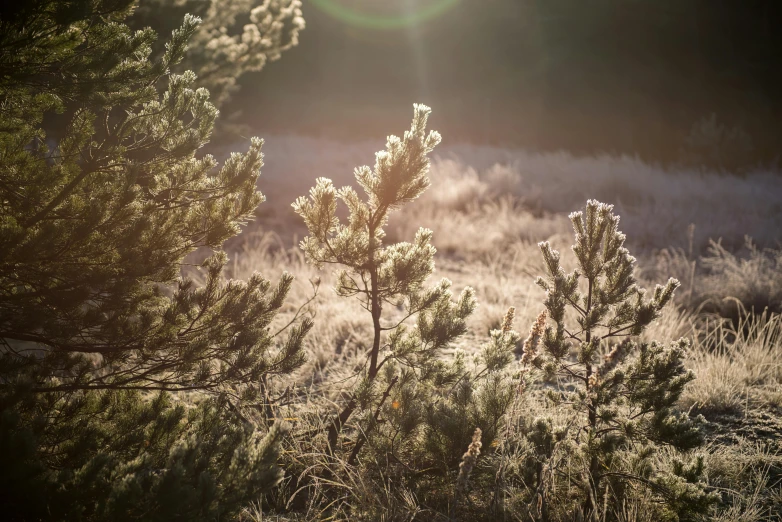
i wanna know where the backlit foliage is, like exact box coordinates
[515,200,715,519]
[294,106,519,479]
[134,0,305,107]
[2,2,777,521]
[0,1,309,518]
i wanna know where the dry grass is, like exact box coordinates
[215,138,782,521]
[681,310,782,414]
[244,135,782,253]
[652,238,782,320]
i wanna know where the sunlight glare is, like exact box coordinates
[310,0,461,30]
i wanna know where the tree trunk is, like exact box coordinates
[328,234,383,452]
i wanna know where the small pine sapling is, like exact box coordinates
[294,106,520,471]
[293,104,467,455]
[419,306,519,472]
[527,200,714,519]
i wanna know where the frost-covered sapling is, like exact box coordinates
[294,106,519,470]
[526,200,714,519]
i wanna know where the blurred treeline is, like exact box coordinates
[141,0,782,170]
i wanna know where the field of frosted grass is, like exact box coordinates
[217,135,782,410]
[243,135,782,253]
[210,136,782,519]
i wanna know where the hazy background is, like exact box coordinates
[213,0,782,169]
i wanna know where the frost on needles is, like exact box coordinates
[523,200,715,519]
[0,4,310,519]
[294,105,521,471]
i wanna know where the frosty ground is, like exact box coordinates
[211,136,782,520]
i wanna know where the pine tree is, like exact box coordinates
[523,200,715,519]
[293,105,519,479]
[1,391,289,521]
[0,1,310,518]
[131,0,305,108]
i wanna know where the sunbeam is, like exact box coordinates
[310,0,461,30]
[403,0,431,100]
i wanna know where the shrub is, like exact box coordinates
[0,1,310,518]
[132,0,304,109]
[514,200,716,520]
[0,391,287,521]
[293,105,520,487]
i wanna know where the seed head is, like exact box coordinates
[456,427,483,492]
[521,310,547,366]
[501,306,516,333]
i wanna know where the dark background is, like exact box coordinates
[218,1,782,168]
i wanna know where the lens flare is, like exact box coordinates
[310,0,461,30]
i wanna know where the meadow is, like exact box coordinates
[5,2,782,520]
[214,135,782,520]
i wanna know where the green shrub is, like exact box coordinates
[0,1,309,518]
[293,105,519,482]
[511,200,716,520]
[131,0,304,108]
[0,391,286,521]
